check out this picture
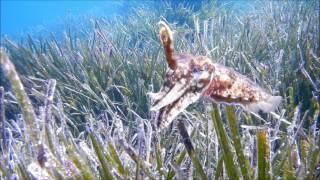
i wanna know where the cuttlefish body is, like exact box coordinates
[149,21,282,129]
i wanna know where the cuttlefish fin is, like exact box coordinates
[244,95,282,113]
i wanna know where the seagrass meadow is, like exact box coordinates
[0,0,319,179]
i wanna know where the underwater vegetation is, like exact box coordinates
[0,0,319,179]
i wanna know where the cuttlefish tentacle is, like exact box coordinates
[159,21,176,70]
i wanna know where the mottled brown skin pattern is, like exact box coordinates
[152,21,281,129]
[204,63,263,105]
[155,54,215,128]
[152,55,193,106]
[159,22,176,70]
[155,55,194,128]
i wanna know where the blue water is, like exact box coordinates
[1,0,251,40]
[0,0,129,39]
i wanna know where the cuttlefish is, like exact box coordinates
[149,21,282,129]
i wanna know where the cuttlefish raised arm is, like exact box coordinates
[149,21,282,129]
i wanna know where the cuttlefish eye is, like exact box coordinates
[192,67,203,74]
[203,64,208,71]
[192,68,199,73]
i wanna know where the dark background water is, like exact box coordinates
[1,0,251,40]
